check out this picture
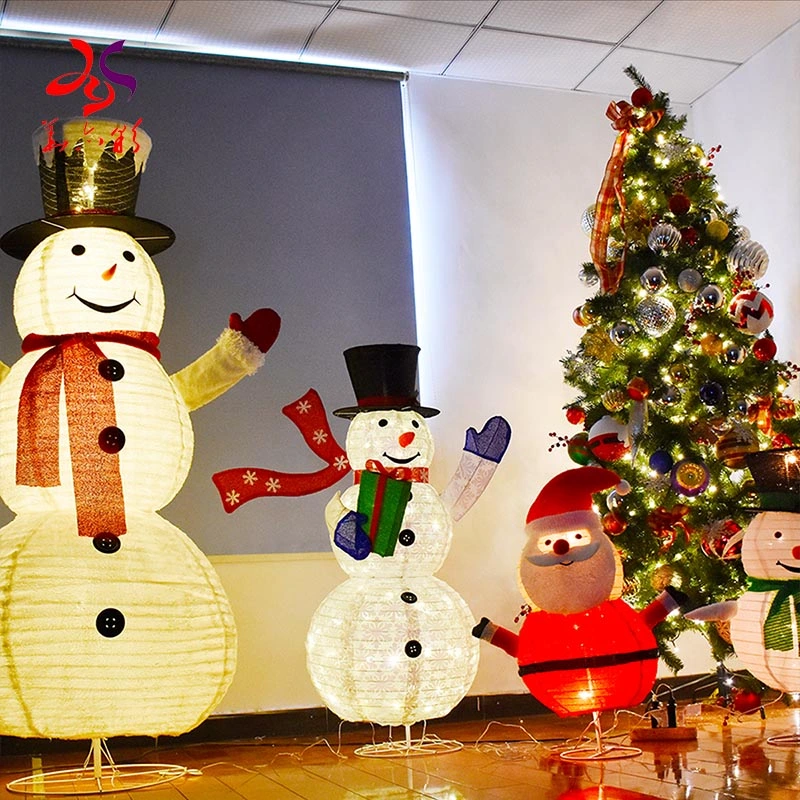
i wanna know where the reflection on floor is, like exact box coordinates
[1,704,800,798]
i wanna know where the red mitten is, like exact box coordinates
[229,308,281,353]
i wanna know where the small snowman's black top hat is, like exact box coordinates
[1,118,174,260]
[333,343,439,419]
[745,447,800,512]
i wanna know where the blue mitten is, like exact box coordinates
[334,511,372,560]
[464,416,511,463]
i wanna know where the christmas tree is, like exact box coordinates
[562,66,800,670]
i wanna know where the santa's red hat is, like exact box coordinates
[526,466,619,535]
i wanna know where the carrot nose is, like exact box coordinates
[102,264,117,281]
[398,431,415,448]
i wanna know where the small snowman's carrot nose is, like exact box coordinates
[398,431,415,448]
[793,545,800,560]
[102,264,117,281]
[553,539,570,556]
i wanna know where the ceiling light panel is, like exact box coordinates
[447,29,612,89]
[486,0,660,44]
[2,0,170,40]
[339,1,495,25]
[624,0,800,63]
[578,46,738,104]
[305,8,472,72]
[158,0,328,58]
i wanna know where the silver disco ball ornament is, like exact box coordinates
[647,222,681,254]
[694,283,725,311]
[677,268,703,292]
[635,296,677,337]
[640,267,667,293]
[727,239,769,282]
[580,205,596,237]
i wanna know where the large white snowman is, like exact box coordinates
[0,119,279,740]
[306,344,510,729]
[687,448,800,692]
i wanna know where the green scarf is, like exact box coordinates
[748,577,800,652]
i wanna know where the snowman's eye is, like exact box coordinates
[575,534,583,540]
[378,419,388,427]
[775,531,783,539]
[412,420,420,428]
[122,250,135,262]
[544,539,551,546]
[71,244,86,256]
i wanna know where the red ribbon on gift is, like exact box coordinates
[590,101,664,294]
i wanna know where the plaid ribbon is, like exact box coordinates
[590,101,664,294]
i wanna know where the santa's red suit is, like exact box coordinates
[481,594,674,717]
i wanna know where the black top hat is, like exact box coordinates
[744,447,800,512]
[1,118,174,260]
[333,343,439,419]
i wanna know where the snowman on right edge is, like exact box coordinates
[687,448,800,692]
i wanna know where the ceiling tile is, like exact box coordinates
[578,47,738,104]
[486,0,660,44]
[446,28,612,89]
[2,0,170,40]
[625,0,800,63]
[304,8,471,72]
[158,0,328,58]
[339,1,494,25]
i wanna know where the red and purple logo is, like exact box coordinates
[46,38,136,116]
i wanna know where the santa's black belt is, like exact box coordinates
[518,648,660,676]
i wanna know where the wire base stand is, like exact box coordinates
[355,724,463,758]
[559,711,642,761]
[6,738,191,795]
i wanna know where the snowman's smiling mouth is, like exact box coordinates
[383,452,420,465]
[776,560,800,574]
[69,289,139,314]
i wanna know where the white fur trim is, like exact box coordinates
[220,327,265,375]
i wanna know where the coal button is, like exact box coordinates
[96,608,125,638]
[99,426,125,453]
[93,534,121,554]
[98,359,125,381]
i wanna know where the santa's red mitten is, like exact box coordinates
[229,308,281,353]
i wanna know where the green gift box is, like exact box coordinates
[357,470,412,557]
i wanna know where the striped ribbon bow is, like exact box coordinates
[590,100,663,294]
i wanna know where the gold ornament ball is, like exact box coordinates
[706,219,730,242]
[602,388,628,412]
[699,332,724,356]
[715,426,760,468]
[651,565,675,592]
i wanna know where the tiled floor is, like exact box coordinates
[1,706,800,798]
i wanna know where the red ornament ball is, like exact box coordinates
[731,687,762,713]
[626,376,650,401]
[753,336,777,361]
[680,226,698,246]
[602,512,628,535]
[668,193,691,215]
[631,87,653,107]
[566,406,586,425]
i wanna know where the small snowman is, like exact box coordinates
[0,118,279,740]
[306,344,510,733]
[473,466,685,718]
[687,448,800,693]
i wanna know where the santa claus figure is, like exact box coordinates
[473,466,685,717]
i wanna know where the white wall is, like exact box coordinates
[212,24,800,713]
[691,22,800,367]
